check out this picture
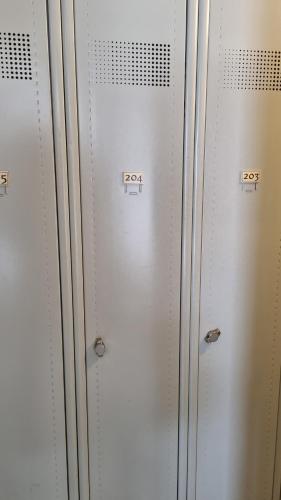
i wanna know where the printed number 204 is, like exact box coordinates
[123,172,144,185]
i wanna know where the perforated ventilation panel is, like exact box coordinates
[92,41,171,87]
[0,32,32,80]
[223,49,281,91]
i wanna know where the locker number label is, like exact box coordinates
[0,171,8,186]
[123,172,144,185]
[241,171,261,184]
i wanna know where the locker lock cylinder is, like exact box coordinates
[204,328,221,344]
[94,337,106,357]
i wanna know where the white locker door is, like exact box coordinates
[0,1,68,499]
[73,1,186,499]
[196,1,281,499]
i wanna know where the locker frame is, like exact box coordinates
[60,1,90,498]
[52,0,281,498]
[58,0,200,499]
[180,0,201,499]
[0,0,78,497]
[187,1,210,500]
[47,1,80,499]
[188,2,281,500]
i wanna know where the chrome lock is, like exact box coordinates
[94,337,106,357]
[204,328,221,344]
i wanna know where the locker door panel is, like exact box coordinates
[197,1,281,499]
[74,1,186,499]
[0,2,68,499]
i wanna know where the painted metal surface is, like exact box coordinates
[194,1,281,499]
[0,1,68,498]
[73,0,187,499]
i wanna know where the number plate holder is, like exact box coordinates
[0,171,9,187]
[123,172,144,185]
[241,171,261,184]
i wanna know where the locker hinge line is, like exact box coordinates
[60,0,91,498]
[46,0,80,499]
[187,0,211,500]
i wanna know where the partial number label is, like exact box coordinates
[123,172,144,185]
[0,171,8,186]
[241,171,261,184]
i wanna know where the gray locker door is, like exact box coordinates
[74,1,186,499]
[0,1,68,499]
[196,1,281,499]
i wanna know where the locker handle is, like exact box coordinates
[204,329,221,344]
[94,338,106,357]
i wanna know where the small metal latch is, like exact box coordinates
[94,337,106,357]
[204,328,221,344]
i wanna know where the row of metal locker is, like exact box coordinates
[1,0,281,499]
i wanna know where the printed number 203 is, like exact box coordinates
[241,171,261,184]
